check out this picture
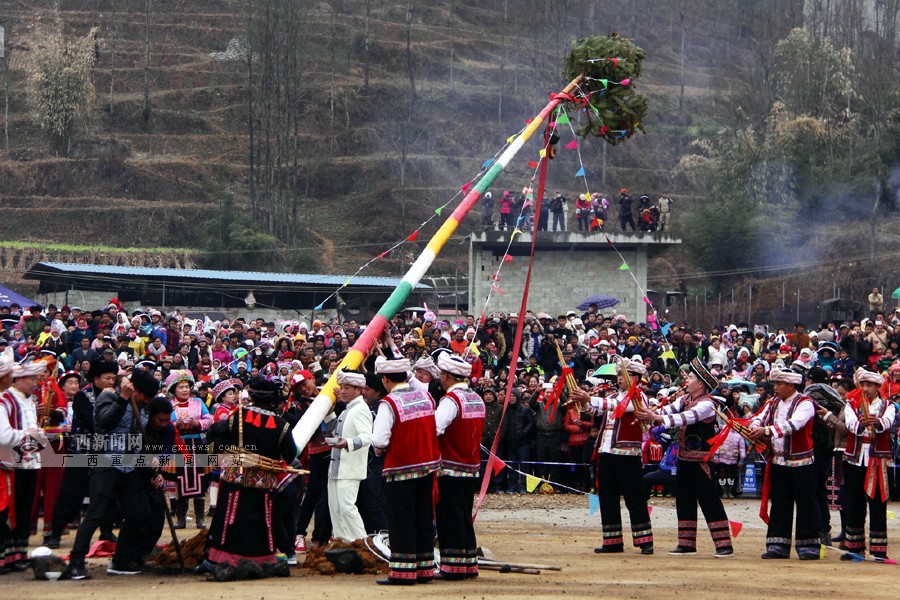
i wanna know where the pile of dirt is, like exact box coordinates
[149,528,208,569]
[301,539,388,575]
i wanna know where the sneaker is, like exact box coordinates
[668,546,697,555]
[67,564,91,580]
[593,546,624,554]
[714,548,734,558]
[761,550,789,559]
[107,559,142,575]
[43,535,61,549]
[286,554,298,566]
[295,535,308,553]
[640,544,654,555]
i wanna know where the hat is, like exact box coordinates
[437,353,472,378]
[688,357,717,392]
[56,371,81,386]
[567,311,577,317]
[413,356,441,379]
[336,369,367,388]
[290,370,314,388]
[856,368,884,386]
[374,356,410,375]
[212,378,242,401]
[88,360,119,379]
[164,370,195,395]
[130,369,161,398]
[0,347,15,377]
[13,359,48,378]
[769,367,803,385]
[618,357,647,377]
[247,377,283,407]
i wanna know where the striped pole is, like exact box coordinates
[292,75,584,453]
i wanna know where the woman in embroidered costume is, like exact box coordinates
[166,370,213,529]
[840,368,895,560]
[202,377,297,567]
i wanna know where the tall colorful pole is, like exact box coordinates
[292,75,584,453]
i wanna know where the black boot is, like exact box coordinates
[193,498,207,529]
[174,498,188,529]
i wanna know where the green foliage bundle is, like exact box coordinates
[563,33,647,144]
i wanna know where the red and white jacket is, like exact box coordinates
[436,384,485,477]
[374,384,441,481]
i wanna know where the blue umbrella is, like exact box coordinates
[725,378,756,392]
[577,294,619,311]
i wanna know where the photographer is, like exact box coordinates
[67,370,161,580]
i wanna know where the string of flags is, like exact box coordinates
[479,444,752,537]
[309,126,533,312]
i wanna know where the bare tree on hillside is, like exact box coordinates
[142,0,151,125]
[245,0,315,245]
[27,23,98,157]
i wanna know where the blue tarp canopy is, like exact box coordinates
[0,284,35,309]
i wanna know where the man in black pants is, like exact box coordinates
[371,356,441,586]
[66,370,161,580]
[44,360,119,549]
[356,373,388,533]
[636,358,733,557]
[571,358,654,555]
[434,354,485,579]
[617,188,636,232]
[289,370,332,551]
[748,367,819,560]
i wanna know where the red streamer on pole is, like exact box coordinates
[475,126,553,520]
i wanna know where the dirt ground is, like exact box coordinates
[7,494,900,599]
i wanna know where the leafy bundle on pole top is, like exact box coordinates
[563,34,647,144]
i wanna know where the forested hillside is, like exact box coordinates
[1,0,898,314]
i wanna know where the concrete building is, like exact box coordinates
[468,231,680,320]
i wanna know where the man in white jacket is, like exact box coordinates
[327,369,374,542]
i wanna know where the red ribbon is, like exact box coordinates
[612,378,641,420]
[759,459,772,524]
[474,124,553,520]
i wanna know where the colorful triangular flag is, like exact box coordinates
[469,342,480,355]
[730,521,743,538]
[377,251,388,259]
[435,206,443,216]
[482,158,494,169]
[507,134,516,143]
[527,161,539,169]
[343,278,352,287]
[556,111,570,125]
[575,166,585,177]
[599,78,608,88]
[564,138,578,150]
[461,181,473,194]
[588,494,600,515]
[503,255,513,264]
[490,284,505,295]
[618,262,629,270]
[512,228,523,237]
[642,296,652,305]
[525,474,541,493]
[538,149,546,158]
[491,457,507,476]
[314,303,324,311]
[407,230,419,242]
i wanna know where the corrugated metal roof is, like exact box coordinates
[33,262,430,289]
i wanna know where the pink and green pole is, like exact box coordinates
[291,75,584,453]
